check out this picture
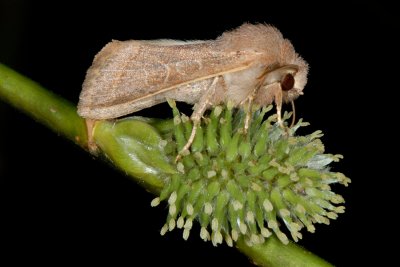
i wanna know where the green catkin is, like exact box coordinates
[152,101,350,246]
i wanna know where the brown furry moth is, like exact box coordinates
[78,23,308,155]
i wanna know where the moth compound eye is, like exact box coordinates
[281,73,295,91]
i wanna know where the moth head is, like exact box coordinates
[262,62,308,103]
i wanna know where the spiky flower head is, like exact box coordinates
[151,101,350,246]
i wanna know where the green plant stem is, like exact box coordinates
[0,63,87,148]
[236,236,332,267]
[0,62,332,267]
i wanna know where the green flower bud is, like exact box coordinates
[93,118,175,193]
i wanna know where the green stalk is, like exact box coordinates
[0,64,87,148]
[0,62,332,267]
[236,235,332,267]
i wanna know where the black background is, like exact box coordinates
[1,1,397,266]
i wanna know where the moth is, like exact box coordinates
[78,23,308,155]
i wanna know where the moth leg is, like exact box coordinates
[274,88,284,128]
[176,76,219,161]
[243,80,263,134]
[85,119,99,154]
[244,97,253,134]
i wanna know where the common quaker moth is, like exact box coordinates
[78,23,308,155]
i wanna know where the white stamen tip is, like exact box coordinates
[186,204,194,215]
[177,216,184,228]
[244,239,254,247]
[212,235,218,246]
[307,224,316,233]
[276,232,289,245]
[331,194,345,204]
[263,199,273,212]
[217,231,223,244]
[290,173,299,181]
[211,218,219,231]
[159,140,168,148]
[177,162,185,173]
[320,184,331,191]
[204,202,213,215]
[181,114,189,123]
[214,106,223,116]
[290,222,301,232]
[279,209,290,217]
[246,211,255,224]
[207,170,216,178]
[168,191,177,205]
[183,229,190,240]
[225,234,233,247]
[248,161,255,167]
[173,115,181,125]
[335,206,345,213]
[313,214,323,223]
[221,169,228,178]
[251,234,259,244]
[169,204,177,215]
[231,230,239,241]
[200,227,210,241]
[251,183,262,191]
[268,220,278,229]
[184,218,193,229]
[150,197,160,207]
[316,214,330,225]
[239,221,247,234]
[327,212,338,219]
[261,227,272,237]
[212,231,223,246]
[168,219,176,231]
[233,200,243,211]
[160,224,168,236]
[291,231,302,241]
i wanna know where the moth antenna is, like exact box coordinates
[290,100,296,128]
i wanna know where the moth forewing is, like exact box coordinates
[78,39,259,120]
[78,23,308,156]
